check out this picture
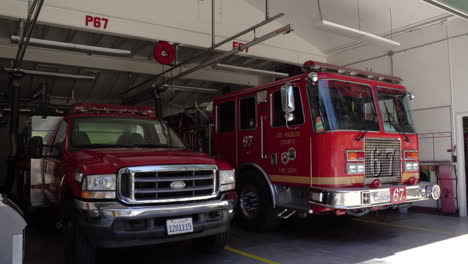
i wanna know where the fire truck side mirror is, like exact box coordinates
[29,136,44,159]
[281,83,295,114]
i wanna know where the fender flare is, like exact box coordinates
[237,163,277,208]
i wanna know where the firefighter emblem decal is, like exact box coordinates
[242,135,253,147]
[288,147,296,161]
[281,152,289,164]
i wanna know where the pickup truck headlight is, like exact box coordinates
[81,174,116,199]
[220,170,235,192]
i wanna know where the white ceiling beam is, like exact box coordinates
[0,40,263,87]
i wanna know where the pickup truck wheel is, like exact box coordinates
[64,216,96,264]
[193,226,229,254]
[236,171,278,231]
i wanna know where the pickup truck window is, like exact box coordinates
[70,117,184,149]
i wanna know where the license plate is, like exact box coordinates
[390,187,407,204]
[372,190,390,203]
[166,217,193,236]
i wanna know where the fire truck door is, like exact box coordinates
[42,121,67,204]
[214,101,237,167]
[265,86,311,186]
[237,96,262,165]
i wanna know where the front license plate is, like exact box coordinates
[372,190,390,203]
[390,187,407,204]
[166,217,193,236]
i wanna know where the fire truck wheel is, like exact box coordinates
[236,171,279,231]
[193,225,230,253]
[64,203,96,264]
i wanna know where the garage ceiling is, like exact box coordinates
[0,0,449,115]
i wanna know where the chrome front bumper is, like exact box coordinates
[309,182,440,210]
[75,199,234,219]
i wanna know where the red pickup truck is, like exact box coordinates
[25,103,236,263]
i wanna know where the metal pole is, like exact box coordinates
[120,13,285,96]
[212,0,215,46]
[265,0,269,20]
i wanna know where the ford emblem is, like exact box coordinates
[170,181,186,189]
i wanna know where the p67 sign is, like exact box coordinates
[85,15,109,29]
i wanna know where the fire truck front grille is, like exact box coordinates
[364,138,402,184]
[118,165,218,204]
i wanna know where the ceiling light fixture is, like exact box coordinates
[11,36,131,55]
[4,67,96,80]
[422,0,468,20]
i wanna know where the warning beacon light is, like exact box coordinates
[72,103,155,117]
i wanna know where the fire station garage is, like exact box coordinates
[1,0,468,264]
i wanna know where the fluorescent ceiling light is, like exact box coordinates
[422,0,468,20]
[161,84,218,94]
[4,67,96,80]
[320,20,400,49]
[215,63,289,78]
[11,35,131,55]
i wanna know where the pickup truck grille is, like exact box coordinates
[118,165,218,204]
[364,138,402,184]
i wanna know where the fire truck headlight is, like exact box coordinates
[81,174,116,199]
[347,163,365,175]
[220,170,235,192]
[404,162,419,172]
[426,185,441,200]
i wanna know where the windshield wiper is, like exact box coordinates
[73,144,129,149]
[383,100,410,143]
[131,143,171,148]
[356,112,377,141]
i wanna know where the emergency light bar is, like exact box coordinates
[302,60,402,84]
[73,103,155,117]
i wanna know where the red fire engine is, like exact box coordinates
[212,61,441,230]
[15,103,236,263]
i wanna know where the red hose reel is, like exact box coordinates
[153,41,176,65]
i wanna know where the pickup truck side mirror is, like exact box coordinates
[29,136,43,158]
[280,83,295,122]
[29,136,62,159]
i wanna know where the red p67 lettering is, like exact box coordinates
[85,15,109,29]
[233,41,249,53]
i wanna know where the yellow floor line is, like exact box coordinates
[353,218,465,236]
[225,246,281,264]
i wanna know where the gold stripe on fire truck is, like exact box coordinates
[270,175,364,185]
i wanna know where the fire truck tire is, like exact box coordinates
[193,225,229,253]
[64,203,96,264]
[236,171,279,231]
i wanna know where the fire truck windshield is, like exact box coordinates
[307,79,379,132]
[70,117,185,149]
[376,87,416,133]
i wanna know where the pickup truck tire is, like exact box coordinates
[236,171,279,231]
[193,226,229,253]
[64,206,96,264]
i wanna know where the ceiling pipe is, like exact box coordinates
[160,84,218,94]
[10,35,132,55]
[4,67,96,80]
[214,63,289,78]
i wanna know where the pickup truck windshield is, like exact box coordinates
[70,117,184,149]
[376,87,416,133]
[307,79,379,132]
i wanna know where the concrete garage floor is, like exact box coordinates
[25,211,468,264]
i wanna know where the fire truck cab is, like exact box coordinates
[212,61,441,229]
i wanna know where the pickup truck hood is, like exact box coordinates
[73,148,220,175]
